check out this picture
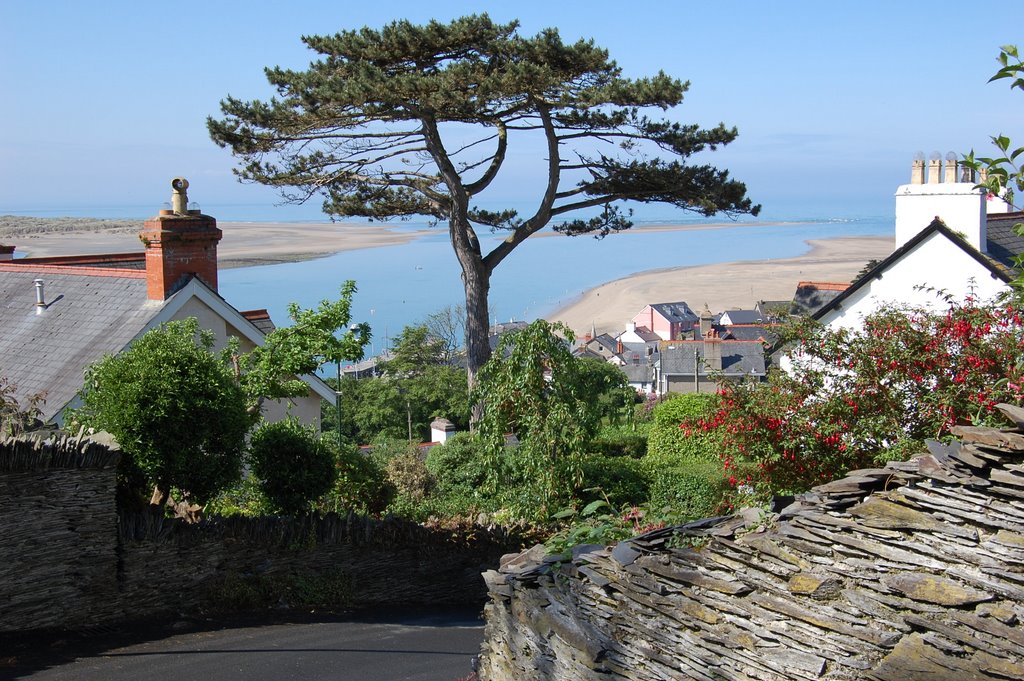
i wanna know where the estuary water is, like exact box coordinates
[218,213,893,353]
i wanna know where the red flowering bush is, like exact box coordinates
[682,296,1024,497]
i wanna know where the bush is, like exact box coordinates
[320,442,390,515]
[646,460,728,521]
[250,418,336,516]
[589,426,648,458]
[578,455,649,508]
[424,433,495,517]
[646,393,720,463]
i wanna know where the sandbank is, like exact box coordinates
[8,221,432,269]
[544,236,894,337]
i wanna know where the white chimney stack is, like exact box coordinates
[895,151,987,252]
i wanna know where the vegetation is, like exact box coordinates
[0,376,45,436]
[249,418,336,515]
[73,318,251,507]
[962,45,1024,213]
[209,14,759,396]
[682,295,1024,499]
[476,320,597,520]
[240,281,369,424]
[324,324,470,444]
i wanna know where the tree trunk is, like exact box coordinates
[462,255,492,424]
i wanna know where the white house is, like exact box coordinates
[813,154,1020,331]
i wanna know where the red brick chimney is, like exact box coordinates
[140,177,222,300]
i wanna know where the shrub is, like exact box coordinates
[683,297,1024,498]
[320,442,390,515]
[250,418,336,516]
[424,433,495,517]
[645,460,729,521]
[646,393,720,463]
[589,426,648,458]
[578,455,649,508]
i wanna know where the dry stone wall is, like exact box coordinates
[0,432,121,632]
[479,405,1024,680]
[0,433,527,634]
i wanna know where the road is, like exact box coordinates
[3,608,483,681]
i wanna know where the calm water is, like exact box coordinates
[219,215,893,352]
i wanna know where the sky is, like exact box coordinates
[1,0,1021,221]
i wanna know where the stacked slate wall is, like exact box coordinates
[0,433,527,634]
[0,433,121,631]
[479,407,1024,680]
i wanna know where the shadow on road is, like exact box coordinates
[1,606,484,681]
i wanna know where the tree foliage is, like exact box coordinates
[209,14,759,389]
[476,320,599,519]
[0,377,45,437]
[74,319,250,505]
[239,281,369,412]
[326,324,470,444]
[962,45,1024,212]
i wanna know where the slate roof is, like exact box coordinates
[811,218,1017,322]
[790,281,848,316]
[241,309,276,335]
[754,300,790,321]
[587,333,619,355]
[620,362,655,385]
[658,341,766,377]
[719,309,763,325]
[0,262,334,424]
[718,324,779,344]
[649,302,698,324]
[0,265,163,422]
[984,211,1024,271]
[622,325,661,343]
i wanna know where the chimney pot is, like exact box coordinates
[141,178,222,300]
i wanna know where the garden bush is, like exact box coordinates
[645,460,729,521]
[250,418,336,516]
[646,392,720,463]
[578,455,649,508]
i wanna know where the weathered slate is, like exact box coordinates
[880,572,992,606]
[479,424,1024,680]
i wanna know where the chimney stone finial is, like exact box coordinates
[911,151,926,184]
[171,177,189,215]
[927,151,942,184]
[944,152,958,184]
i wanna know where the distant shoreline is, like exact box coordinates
[544,236,894,337]
[3,219,893,333]
[1,217,887,270]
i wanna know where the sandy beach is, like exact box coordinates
[6,221,432,269]
[546,236,894,337]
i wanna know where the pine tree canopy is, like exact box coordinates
[209,14,759,391]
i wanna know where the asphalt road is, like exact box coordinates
[3,608,483,681]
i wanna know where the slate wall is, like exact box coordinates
[0,433,121,632]
[0,433,526,634]
[478,407,1024,680]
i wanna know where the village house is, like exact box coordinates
[0,178,334,427]
[630,301,699,341]
[812,153,1020,331]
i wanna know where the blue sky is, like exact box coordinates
[1,1,1021,220]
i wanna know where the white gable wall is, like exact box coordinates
[821,230,1008,332]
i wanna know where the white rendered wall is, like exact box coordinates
[894,183,986,251]
[822,230,1008,332]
